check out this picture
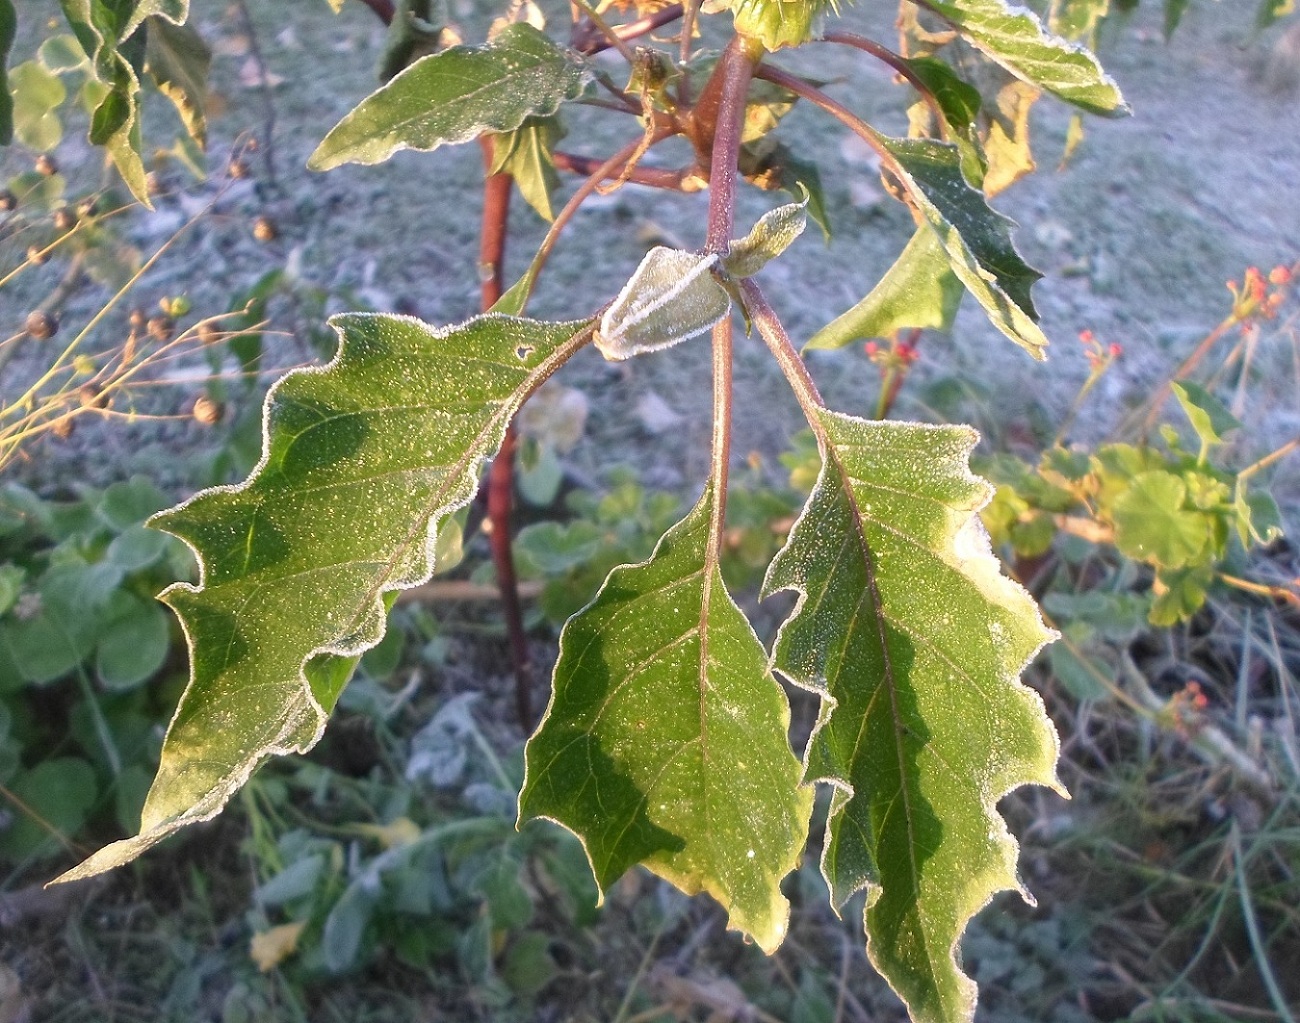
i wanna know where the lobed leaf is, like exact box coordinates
[806,227,962,349]
[916,0,1128,116]
[764,412,1060,1023]
[309,24,588,171]
[520,484,813,953]
[55,313,594,884]
[873,132,1047,357]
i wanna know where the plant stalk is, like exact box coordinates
[478,137,533,729]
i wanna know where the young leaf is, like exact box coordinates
[806,227,963,349]
[59,0,151,204]
[308,24,588,171]
[917,0,1128,116]
[0,0,15,145]
[595,248,731,361]
[489,115,562,222]
[54,313,594,884]
[764,413,1060,1023]
[741,140,832,241]
[9,61,66,151]
[876,134,1047,358]
[144,15,210,147]
[722,192,808,279]
[520,484,813,953]
[1172,381,1241,451]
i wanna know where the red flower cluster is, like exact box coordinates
[1227,263,1295,323]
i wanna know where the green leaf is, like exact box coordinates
[0,0,15,145]
[1111,470,1211,569]
[0,758,97,862]
[489,115,562,222]
[54,312,594,884]
[595,248,731,361]
[722,192,808,279]
[309,24,587,171]
[95,593,170,691]
[874,134,1047,358]
[59,0,151,205]
[121,0,188,41]
[1233,482,1283,548]
[10,61,66,151]
[763,412,1060,1023]
[520,484,813,953]
[1164,0,1190,39]
[40,33,89,73]
[740,140,832,241]
[918,0,1128,116]
[806,227,963,349]
[1172,381,1241,451]
[1149,564,1213,626]
[144,16,211,147]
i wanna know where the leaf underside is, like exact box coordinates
[918,0,1128,116]
[56,313,593,883]
[308,23,587,171]
[876,133,1048,358]
[520,484,812,954]
[806,226,963,348]
[764,412,1060,1023]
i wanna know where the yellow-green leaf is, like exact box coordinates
[764,413,1060,1023]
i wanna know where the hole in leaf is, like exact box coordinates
[515,344,534,360]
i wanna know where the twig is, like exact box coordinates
[821,31,949,140]
[553,150,700,190]
[573,3,685,55]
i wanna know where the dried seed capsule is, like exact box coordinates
[196,320,222,345]
[145,172,164,196]
[229,158,251,180]
[53,208,77,232]
[192,396,223,426]
[79,383,109,409]
[252,216,278,242]
[129,307,148,331]
[76,197,99,219]
[26,245,48,266]
[52,417,75,440]
[0,190,16,212]
[25,311,58,340]
[147,315,175,343]
[34,154,58,177]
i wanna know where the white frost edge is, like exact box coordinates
[759,412,1064,1023]
[595,249,728,361]
[52,312,558,885]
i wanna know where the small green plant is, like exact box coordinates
[2,2,1294,1022]
[0,477,190,865]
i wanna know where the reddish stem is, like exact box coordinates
[573,3,685,54]
[703,37,760,253]
[356,0,396,24]
[479,137,533,729]
[552,150,698,190]
[820,32,949,140]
